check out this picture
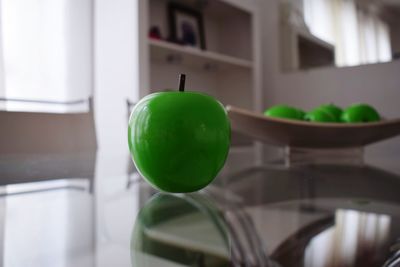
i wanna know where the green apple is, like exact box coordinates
[341,104,380,123]
[128,75,230,193]
[297,109,306,120]
[305,108,337,122]
[264,105,305,120]
[317,104,343,122]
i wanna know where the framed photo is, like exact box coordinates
[168,3,206,50]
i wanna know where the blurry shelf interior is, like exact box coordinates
[149,39,253,71]
[142,0,261,148]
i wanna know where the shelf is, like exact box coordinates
[149,39,253,71]
[281,22,335,71]
[295,27,334,51]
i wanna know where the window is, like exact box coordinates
[304,0,392,67]
[0,0,92,113]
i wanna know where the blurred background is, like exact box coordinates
[0,1,399,266]
[0,0,399,161]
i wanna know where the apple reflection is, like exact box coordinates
[130,193,232,267]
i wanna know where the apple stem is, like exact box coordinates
[178,74,186,92]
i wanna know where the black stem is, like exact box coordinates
[178,74,186,92]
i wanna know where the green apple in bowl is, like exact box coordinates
[341,104,380,123]
[304,108,337,123]
[264,105,305,120]
[317,104,343,122]
[128,74,231,193]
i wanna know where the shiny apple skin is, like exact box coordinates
[128,91,231,193]
[264,105,305,120]
[305,108,337,122]
[341,104,380,123]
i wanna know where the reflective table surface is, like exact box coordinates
[0,150,399,267]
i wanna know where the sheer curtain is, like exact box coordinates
[360,13,392,63]
[0,0,93,113]
[332,0,360,66]
[304,0,335,44]
[304,0,392,67]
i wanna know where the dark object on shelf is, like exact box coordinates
[166,36,184,45]
[181,21,197,46]
[393,52,400,60]
[149,26,162,40]
[168,2,206,50]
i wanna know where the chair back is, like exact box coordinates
[0,99,97,154]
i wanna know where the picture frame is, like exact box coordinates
[168,2,206,50]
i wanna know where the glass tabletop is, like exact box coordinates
[0,151,399,267]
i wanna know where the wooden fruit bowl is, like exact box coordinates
[227,106,400,149]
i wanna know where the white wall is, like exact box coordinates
[94,0,139,154]
[0,1,4,101]
[94,6,140,261]
[260,0,400,160]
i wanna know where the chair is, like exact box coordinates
[0,99,97,154]
[0,98,97,186]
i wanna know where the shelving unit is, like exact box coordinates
[281,24,335,71]
[280,3,335,71]
[149,39,253,71]
[138,0,262,149]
